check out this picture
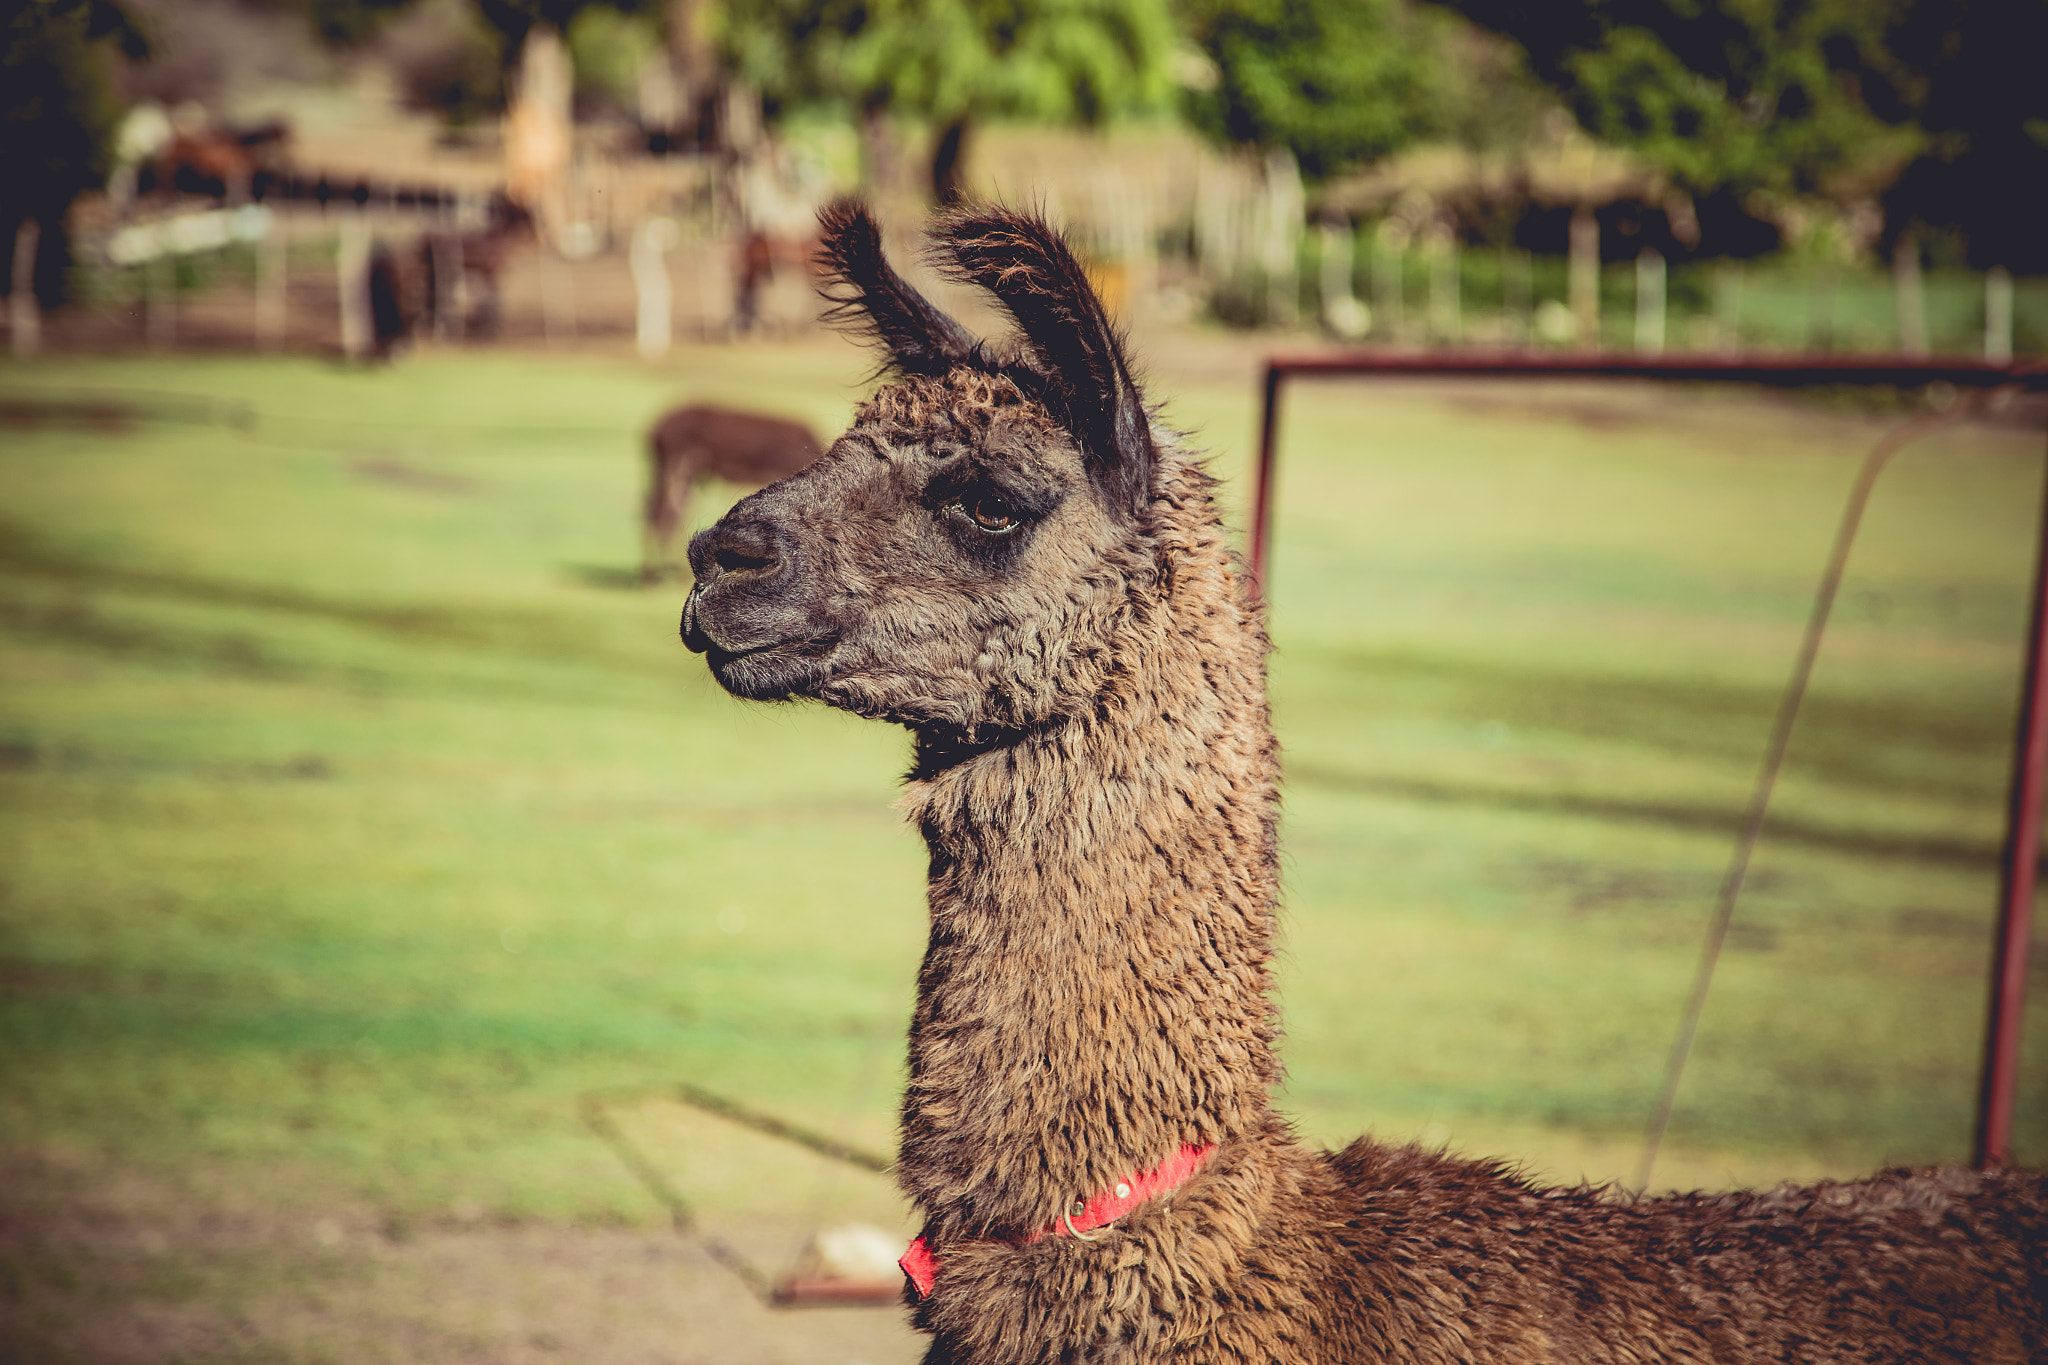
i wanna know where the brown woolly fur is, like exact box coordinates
[680,203,2048,1364]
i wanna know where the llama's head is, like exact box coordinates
[681,204,1165,736]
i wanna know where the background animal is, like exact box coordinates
[681,203,2047,1364]
[409,196,535,342]
[733,229,823,334]
[642,403,823,582]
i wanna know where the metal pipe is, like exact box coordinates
[1976,426,2048,1169]
[1637,394,1991,1191]
[1258,350,2046,391]
[1250,362,1283,596]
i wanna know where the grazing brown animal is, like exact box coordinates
[643,404,823,581]
[680,203,2048,1364]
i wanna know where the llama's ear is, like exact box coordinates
[815,200,976,377]
[934,207,1156,521]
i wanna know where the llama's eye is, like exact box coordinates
[960,492,1021,534]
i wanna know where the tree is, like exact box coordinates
[473,0,659,57]
[1,0,144,305]
[297,0,428,46]
[1862,0,2048,273]
[1444,0,1909,203]
[1175,0,1459,181]
[724,0,1180,203]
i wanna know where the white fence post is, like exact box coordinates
[256,214,287,349]
[1986,266,2014,364]
[337,216,371,360]
[1893,233,1928,358]
[1635,248,1666,356]
[1372,220,1406,339]
[1428,226,1460,344]
[1318,220,1368,339]
[1569,206,1599,349]
[632,217,679,359]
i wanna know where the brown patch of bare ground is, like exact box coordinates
[0,1149,923,1365]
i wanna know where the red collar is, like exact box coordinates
[898,1142,1215,1299]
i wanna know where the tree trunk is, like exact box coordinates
[931,119,971,206]
[859,104,899,201]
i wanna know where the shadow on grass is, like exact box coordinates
[563,563,663,591]
[0,518,622,663]
[1291,761,2009,873]
[1285,643,2017,807]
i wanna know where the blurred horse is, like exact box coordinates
[145,119,291,203]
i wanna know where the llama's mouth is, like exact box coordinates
[681,585,837,700]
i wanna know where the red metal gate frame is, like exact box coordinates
[1249,350,2048,1170]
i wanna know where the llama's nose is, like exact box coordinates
[682,506,812,654]
[687,512,791,588]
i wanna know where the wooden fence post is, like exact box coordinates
[9,218,39,357]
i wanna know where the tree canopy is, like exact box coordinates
[2,0,142,212]
[1445,0,1909,202]
[1175,0,1464,181]
[723,0,1180,200]
[1862,0,2048,271]
[1445,0,2045,268]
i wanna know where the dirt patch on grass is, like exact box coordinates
[0,1150,922,1365]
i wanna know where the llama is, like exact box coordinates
[642,404,824,582]
[679,203,2048,1364]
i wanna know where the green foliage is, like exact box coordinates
[724,0,1180,195]
[1448,0,1912,200]
[384,0,506,125]
[473,0,656,51]
[565,3,659,116]
[1176,0,1456,179]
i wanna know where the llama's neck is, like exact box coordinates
[896,469,1283,1239]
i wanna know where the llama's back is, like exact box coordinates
[648,405,823,486]
[1239,1138,2048,1364]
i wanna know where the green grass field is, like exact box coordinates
[1,337,2043,1357]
